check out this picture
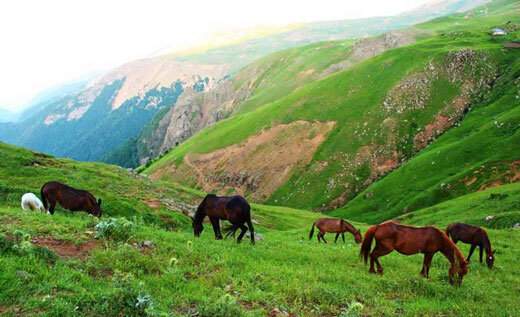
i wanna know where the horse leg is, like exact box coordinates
[467,244,477,262]
[420,253,434,278]
[341,232,345,243]
[209,217,222,240]
[479,245,483,263]
[320,231,327,244]
[237,224,248,243]
[334,233,339,243]
[247,219,255,245]
[370,242,392,275]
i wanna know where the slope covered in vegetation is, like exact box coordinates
[144,0,520,213]
[1,142,520,315]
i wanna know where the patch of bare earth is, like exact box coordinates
[32,237,98,259]
[454,160,520,191]
[157,121,335,201]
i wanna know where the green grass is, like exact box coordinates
[2,129,520,315]
[1,200,520,316]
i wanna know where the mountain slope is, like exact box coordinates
[332,40,520,223]
[143,0,520,212]
[0,0,487,165]
[0,109,19,123]
[106,28,431,167]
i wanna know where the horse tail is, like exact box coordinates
[40,186,48,209]
[309,222,316,240]
[360,225,377,264]
[223,224,240,238]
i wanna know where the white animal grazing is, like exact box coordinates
[21,193,47,213]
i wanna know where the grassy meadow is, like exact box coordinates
[1,142,520,316]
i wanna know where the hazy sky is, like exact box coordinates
[0,0,431,111]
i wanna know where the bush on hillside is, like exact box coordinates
[95,217,136,242]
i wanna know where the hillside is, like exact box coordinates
[105,28,431,168]
[105,0,491,169]
[143,0,520,213]
[0,0,487,166]
[1,142,520,315]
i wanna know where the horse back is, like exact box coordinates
[315,218,342,233]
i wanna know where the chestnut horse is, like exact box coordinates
[446,222,495,269]
[309,218,362,244]
[360,221,468,285]
[192,194,255,244]
[40,181,102,217]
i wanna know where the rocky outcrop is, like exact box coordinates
[320,29,431,77]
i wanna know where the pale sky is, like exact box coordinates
[0,0,431,111]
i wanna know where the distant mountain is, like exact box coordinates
[0,108,19,123]
[0,0,491,163]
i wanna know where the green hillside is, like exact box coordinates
[1,142,520,315]
[144,0,520,213]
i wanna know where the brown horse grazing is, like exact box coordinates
[360,221,468,285]
[40,181,102,217]
[309,218,362,244]
[446,222,495,269]
[192,194,255,244]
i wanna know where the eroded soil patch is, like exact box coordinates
[159,121,335,201]
[32,236,99,259]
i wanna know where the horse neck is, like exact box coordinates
[481,229,492,254]
[440,233,465,264]
[194,200,208,224]
[341,220,357,235]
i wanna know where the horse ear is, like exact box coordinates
[98,198,102,206]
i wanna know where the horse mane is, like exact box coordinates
[341,219,357,233]
[479,228,492,252]
[434,227,466,263]
[194,194,214,223]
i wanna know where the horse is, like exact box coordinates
[192,194,255,244]
[446,222,495,269]
[40,181,102,218]
[360,221,468,285]
[21,193,47,213]
[309,218,362,244]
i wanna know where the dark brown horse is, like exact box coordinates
[360,221,468,285]
[446,222,495,269]
[309,218,362,244]
[192,194,255,244]
[40,181,102,217]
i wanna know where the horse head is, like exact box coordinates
[457,260,468,286]
[354,229,363,244]
[486,249,496,269]
[191,216,204,237]
[89,198,102,218]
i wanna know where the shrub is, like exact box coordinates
[95,217,136,242]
